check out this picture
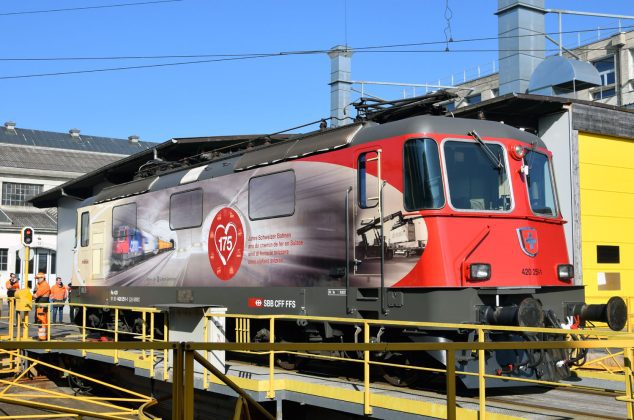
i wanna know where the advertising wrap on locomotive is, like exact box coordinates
[66,114,626,388]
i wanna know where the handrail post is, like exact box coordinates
[344,186,353,314]
[364,321,372,415]
[23,307,29,341]
[627,296,632,333]
[172,343,183,420]
[478,328,486,420]
[150,312,155,379]
[446,350,456,420]
[82,306,87,357]
[114,308,119,364]
[268,317,275,399]
[163,316,169,381]
[625,346,634,419]
[47,301,51,344]
[183,344,195,420]
[142,311,147,361]
[203,314,209,389]
[8,298,14,341]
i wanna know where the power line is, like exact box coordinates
[0,24,629,62]
[0,54,276,80]
[0,24,630,80]
[0,46,618,81]
[0,0,183,17]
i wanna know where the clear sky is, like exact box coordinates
[1,0,632,143]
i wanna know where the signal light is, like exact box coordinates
[509,144,526,160]
[21,226,34,246]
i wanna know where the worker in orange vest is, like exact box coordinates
[50,277,67,324]
[5,273,19,298]
[33,272,50,325]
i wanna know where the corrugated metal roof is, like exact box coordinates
[0,144,126,173]
[0,208,57,230]
[0,126,154,155]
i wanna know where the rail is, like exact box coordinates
[2,300,634,419]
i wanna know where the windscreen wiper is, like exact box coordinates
[467,130,502,170]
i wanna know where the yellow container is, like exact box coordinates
[14,289,32,311]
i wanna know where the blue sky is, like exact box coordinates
[1,0,632,142]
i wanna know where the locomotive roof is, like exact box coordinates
[351,114,545,148]
[31,115,542,208]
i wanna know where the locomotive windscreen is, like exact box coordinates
[444,140,512,211]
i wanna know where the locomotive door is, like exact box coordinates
[353,149,385,279]
[90,221,105,280]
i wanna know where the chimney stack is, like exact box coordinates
[497,0,546,95]
[69,128,81,138]
[328,45,353,127]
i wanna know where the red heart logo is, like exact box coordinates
[214,222,238,265]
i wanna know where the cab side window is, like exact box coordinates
[80,212,90,247]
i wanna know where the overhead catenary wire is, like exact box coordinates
[0,0,183,17]
[0,24,630,80]
[0,24,630,62]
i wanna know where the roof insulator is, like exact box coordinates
[128,135,140,144]
[69,128,81,138]
[4,121,16,130]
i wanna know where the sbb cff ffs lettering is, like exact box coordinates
[21,226,34,246]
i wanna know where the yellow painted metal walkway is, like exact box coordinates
[0,299,633,419]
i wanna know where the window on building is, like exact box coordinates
[597,245,620,263]
[592,87,616,100]
[465,93,482,105]
[170,189,203,230]
[249,171,295,220]
[37,253,47,274]
[594,56,616,86]
[0,249,7,271]
[1,182,43,206]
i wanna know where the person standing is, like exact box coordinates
[66,282,78,323]
[33,273,50,324]
[6,273,19,298]
[50,277,67,324]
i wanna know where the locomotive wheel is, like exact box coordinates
[379,351,419,387]
[275,342,304,371]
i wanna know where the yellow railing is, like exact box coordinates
[3,301,634,419]
[0,339,631,420]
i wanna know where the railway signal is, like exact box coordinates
[21,226,34,246]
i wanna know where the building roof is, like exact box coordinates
[0,207,57,231]
[0,144,129,173]
[0,126,154,155]
[451,93,634,135]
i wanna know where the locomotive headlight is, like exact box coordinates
[469,263,491,281]
[557,264,574,281]
[509,144,526,160]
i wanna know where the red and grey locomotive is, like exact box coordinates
[66,111,626,388]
